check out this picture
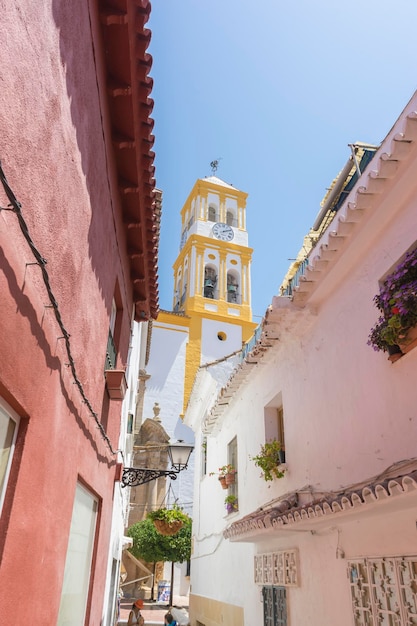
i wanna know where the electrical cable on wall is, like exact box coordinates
[0,161,118,457]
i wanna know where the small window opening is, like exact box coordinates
[227,273,239,303]
[265,401,286,464]
[204,266,217,299]
[227,437,238,512]
[106,288,123,370]
[226,210,237,227]
[208,205,217,222]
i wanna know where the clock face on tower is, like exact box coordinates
[212,222,234,241]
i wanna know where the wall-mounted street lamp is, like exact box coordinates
[121,440,194,487]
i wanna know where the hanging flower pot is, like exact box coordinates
[146,506,190,537]
[210,464,237,487]
[225,494,238,514]
[153,519,184,536]
[368,247,417,356]
[387,344,403,363]
[218,475,228,489]
[225,471,236,486]
[398,325,417,355]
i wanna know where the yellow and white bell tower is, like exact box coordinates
[143,176,257,423]
[170,175,257,405]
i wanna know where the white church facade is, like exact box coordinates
[137,175,257,597]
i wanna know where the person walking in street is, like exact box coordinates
[128,599,145,626]
[164,612,177,626]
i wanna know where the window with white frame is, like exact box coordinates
[57,483,99,626]
[104,298,118,370]
[0,400,19,514]
[227,437,238,511]
[264,394,286,464]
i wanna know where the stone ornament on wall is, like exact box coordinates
[254,549,299,587]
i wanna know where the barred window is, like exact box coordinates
[348,557,417,625]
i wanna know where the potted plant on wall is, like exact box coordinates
[224,494,238,514]
[368,247,417,360]
[250,440,285,482]
[147,505,190,536]
[210,464,237,489]
[220,464,237,486]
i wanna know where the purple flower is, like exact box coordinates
[368,247,417,352]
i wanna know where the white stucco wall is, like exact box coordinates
[140,319,195,598]
[143,321,188,433]
[228,229,249,247]
[103,320,147,625]
[185,94,417,626]
[142,319,195,517]
[201,318,242,363]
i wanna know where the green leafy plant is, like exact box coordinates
[368,247,417,353]
[224,494,238,513]
[127,516,192,564]
[146,505,190,525]
[251,440,285,482]
[209,464,236,478]
[218,464,236,477]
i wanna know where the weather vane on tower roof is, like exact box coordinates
[210,158,222,175]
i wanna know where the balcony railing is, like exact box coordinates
[281,258,309,297]
[240,324,262,362]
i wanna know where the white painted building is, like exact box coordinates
[104,318,150,624]
[137,175,257,598]
[184,93,417,625]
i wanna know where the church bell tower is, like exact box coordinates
[172,175,256,381]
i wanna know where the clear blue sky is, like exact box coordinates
[148,0,417,320]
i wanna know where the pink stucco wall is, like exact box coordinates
[0,1,138,623]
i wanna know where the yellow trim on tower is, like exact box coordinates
[170,176,256,412]
[156,310,190,328]
[183,314,202,411]
[180,178,248,222]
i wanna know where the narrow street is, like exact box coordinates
[118,596,189,625]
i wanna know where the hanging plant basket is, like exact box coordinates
[398,325,417,355]
[153,519,184,536]
[146,505,190,537]
[387,344,403,363]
